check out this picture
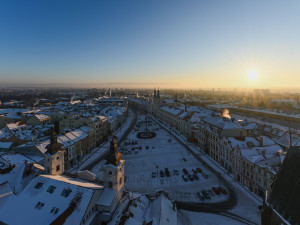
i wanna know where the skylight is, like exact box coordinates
[35,202,45,209]
[61,188,72,197]
[47,186,56,194]
[34,182,44,189]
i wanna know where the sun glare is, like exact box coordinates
[248,70,258,81]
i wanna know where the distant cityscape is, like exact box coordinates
[0,88,299,224]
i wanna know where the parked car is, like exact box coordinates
[188,174,194,181]
[202,172,208,179]
[196,167,202,173]
[193,174,199,180]
[212,187,220,195]
[160,170,164,177]
[173,169,179,175]
[220,186,228,195]
[182,158,187,162]
[182,175,188,182]
[165,168,170,177]
[152,170,156,178]
[208,190,215,196]
[183,168,188,175]
[197,192,205,201]
[146,146,149,149]
[201,190,211,199]
[192,169,198,174]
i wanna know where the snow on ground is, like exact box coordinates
[105,115,229,204]
[151,116,262,224]
[178,210,244,225]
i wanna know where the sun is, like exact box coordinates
[248,70,258,81]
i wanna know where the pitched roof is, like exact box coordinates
[267,146,300,225]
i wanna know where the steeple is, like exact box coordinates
[106,137,122,166]
[46,123,62,155]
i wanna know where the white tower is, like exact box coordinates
[43,124,65,175]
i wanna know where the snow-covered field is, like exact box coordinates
[110,115,229,204]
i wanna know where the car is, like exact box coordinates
[183,168,188,175]
[146,146,149,149]
[182,158,187,162]
[173,169,179,175]
[208,190,215,196]
[165,168,170,177]
[196,167,202,173]
[152,170,156,178]
[201,190,211,199]
[197,192,205,201]
[182,175,188,182]
[220,187,228,195]
[192,169,198,174]
[202,172,208,179]
[212,187,220,195]
[193,174,199,180]
[160,170,164,177]
[188,174,194,181]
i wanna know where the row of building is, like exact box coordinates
[0,99,128,171]
[130,92,300,197]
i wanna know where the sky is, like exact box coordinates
[0,0,299,89]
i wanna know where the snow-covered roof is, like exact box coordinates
[145,192,177,225]
[0,175,102,225]
[0,142,13,149]
[35,114,50,121]
[97,188,116,207]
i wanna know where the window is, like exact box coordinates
[56,165,60,172]
[54,208,59,215]
[35,202,45,209]
[56,156,60,160]
[108,171,112,175]
[109,181,113,188]
[47,186,56,194]
[119,177,122,185]
[34,182,44,189]
[50,207,59,215]
[61,188,72,197]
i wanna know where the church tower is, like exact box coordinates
[103,138,125,193]
[152,88,160,116]
[44,123,64,175]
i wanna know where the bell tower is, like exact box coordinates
[44,124,64,175]
[103,137,124,193]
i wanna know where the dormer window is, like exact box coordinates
[50,207,59,215]
[34,182,44,189]
[47,186,56,194]
[61,188,72,197]
[35,202,45,209]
